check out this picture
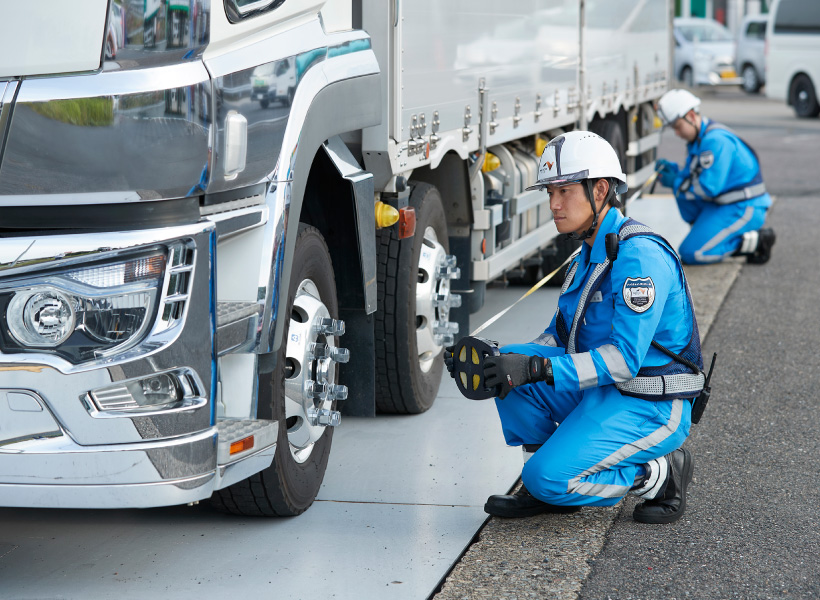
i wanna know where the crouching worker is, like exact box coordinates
[446,131,706,524]
[655,89,775,265]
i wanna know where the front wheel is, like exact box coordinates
[211,224,343,516]
[792,74,820,118]
[375,182,460,414]
[741,64,761,94]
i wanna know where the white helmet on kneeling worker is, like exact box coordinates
[527,130,628,240]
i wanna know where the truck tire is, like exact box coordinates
[791,74,820,118]
[260,98,270,109]
[375,182,455,414]
[541,234,581,287]
[211,224,340,516]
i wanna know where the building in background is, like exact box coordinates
[677,0,768,37]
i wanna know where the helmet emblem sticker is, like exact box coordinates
[622,277,655,313]
[699,150,714,169]
[546,161,554,170]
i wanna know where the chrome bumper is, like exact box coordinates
[0,222,233,509]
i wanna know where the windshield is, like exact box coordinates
[677,21,733,42]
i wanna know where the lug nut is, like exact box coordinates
[309,342,328,359]
[330,384,348,401]
[309,408,341,427]
[434,333,456,346]
[330,347,350,363]
[434,293,463,309]
[304,379,329,401]
[433,320,459,336]
[317,317,345,336]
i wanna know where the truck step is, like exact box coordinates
[216,301,263,356]
[216,418,278,465]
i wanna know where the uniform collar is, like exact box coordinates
[688,117,711,151]
[585,208,627,264]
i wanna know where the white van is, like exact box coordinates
[766,0,820,117]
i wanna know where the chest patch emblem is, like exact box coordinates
[622,277,655,313]
[699,150,714,169]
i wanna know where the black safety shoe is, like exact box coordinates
[633,448,693,524]
[747,228,776,264]
[484,484,580,518]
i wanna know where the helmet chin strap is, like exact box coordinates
[684,114,701,142]
[567,179,614,241]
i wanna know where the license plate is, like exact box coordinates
[721,69,737,79]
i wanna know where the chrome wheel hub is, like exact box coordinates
[283,279,349,464]
[415,226,461,373]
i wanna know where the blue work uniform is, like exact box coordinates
[672,118,771,264]
[496,208,703,507]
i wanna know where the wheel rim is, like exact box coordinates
[283,279,340,464]
[415,226,458,374]
[743,66,757,92]
[796,83,811,113]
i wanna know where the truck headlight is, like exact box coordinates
[1,253,166,363]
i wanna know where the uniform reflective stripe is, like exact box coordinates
[561,262,579,294]
[531,332,558,347]
[566,399,685,498]
[570,352,599,389]
[713,182,767,204]
[597,344,633,382]
[691,175,711,199]
[568,261,609,354]
[616,372,705,396]
[694,205,754,263]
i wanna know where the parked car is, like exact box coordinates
[766,0,820,118]
[736,14,767,93]
[673,17,742,87]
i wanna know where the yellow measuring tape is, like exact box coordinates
[470,252,576,337]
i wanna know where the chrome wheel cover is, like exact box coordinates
[283,279,339,464]
[414,226,459,374]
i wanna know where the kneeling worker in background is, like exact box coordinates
[655,88,775,265]
[446,131,709,524]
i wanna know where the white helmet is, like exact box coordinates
[657,89,701,126]
[527,130,627,195]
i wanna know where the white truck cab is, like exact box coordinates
[0,0,671,516]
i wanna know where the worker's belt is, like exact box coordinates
[712,182,767,204]
[615,372,705,398]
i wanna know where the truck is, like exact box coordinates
[0,0,670,516]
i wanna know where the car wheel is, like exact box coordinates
[791,74,820,118]
[210,224,343,516]
[680,66,694,88]
[741,65,761,94]
[375,182,459,414]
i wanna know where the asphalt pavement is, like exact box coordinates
[434,89,820,599]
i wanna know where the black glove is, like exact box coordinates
[484,353,553,399]
[443,345,456,378]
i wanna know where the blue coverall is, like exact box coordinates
[668,118,771,264]
[496,209,697,507]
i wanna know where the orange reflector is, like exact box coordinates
[230,436,254,455]
[481,238,487,254]
[398,207,416,239]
